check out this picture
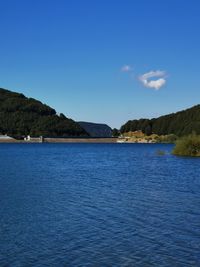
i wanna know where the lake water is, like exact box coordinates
[0,143,200,267]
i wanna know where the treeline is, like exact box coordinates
[120,105,200,136]
[0,88,88,138]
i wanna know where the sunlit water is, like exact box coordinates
[0,143,200,267]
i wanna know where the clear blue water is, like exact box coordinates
[0,143,200,267]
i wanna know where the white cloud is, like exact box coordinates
[121,65,132,72]
[139,70,167,90]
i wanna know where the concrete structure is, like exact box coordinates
[0,134,13,139]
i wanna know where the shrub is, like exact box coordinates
[173,133,200,157]
[156,150,166,156]
[156,134,178,143]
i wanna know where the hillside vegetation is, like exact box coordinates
[120,105,200,136]
[0,88,88,138]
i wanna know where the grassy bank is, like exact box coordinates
[121,131,178,143]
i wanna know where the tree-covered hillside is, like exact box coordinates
[0,88,88,138]
[120,105,200,136]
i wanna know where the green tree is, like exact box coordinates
[112,128,120,137]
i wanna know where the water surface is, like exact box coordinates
[0,143,200,266]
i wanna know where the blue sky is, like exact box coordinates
[0,0,200,128]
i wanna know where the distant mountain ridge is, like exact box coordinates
[78,121,112,137]
[120,105,200,136]
[0,88,88,138]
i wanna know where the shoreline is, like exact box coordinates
[0,138,118,143]
[0,138,174,144]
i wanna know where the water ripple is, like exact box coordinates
[0,143,200,266]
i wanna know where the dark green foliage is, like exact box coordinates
[120,105,200,136]
[173,133,200,156]
[0,88,88,138]
[112,128,120,137]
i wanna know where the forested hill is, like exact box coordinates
[0,88,88,138]
[120,105,200,136]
